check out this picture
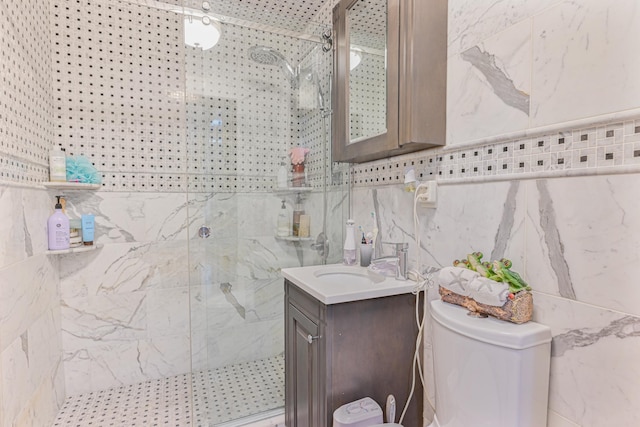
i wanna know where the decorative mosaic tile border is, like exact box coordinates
[351,117,640,187]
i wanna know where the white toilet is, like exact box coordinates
[428,299,552,427]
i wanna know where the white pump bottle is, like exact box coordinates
[343,219,356,265]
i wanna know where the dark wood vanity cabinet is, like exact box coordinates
[285,279,423,427]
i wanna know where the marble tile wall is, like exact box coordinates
[59,192,191,396]
[352,175,640,427]
[0,187,66,427]
[0,0,66,424]
[57,188,344,396]
[186,191,328,374]
[350,1,640,426]
[447,0,640,145]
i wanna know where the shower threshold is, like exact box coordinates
[52,355,284,427]
[212,408,284,427]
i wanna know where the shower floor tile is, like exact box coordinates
[52,355,284,427]
[192,356,285,426]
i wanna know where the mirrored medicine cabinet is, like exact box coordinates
[331,0,448,163]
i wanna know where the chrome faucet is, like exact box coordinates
[371,242,409,281]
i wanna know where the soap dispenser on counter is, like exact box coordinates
[343,219,356,265]
[47,195,70,250]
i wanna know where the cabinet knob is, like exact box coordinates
[307,334,320,344]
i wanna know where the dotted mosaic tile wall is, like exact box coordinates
[184,23,297,192]
[307,0,354,189]
[0,0,53,184]
[295,43,334,188]
[51,0,332,192]
[52,0,187,191]
[351,118,640,186]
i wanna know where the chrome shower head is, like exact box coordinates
[247,45,297,83]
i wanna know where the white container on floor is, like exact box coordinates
[333,397,383,427]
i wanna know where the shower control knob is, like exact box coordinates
[198,226,211,239]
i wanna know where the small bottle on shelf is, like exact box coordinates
[49,146,67,182]
[292,194,304,237]
[81,214,95,246]
[69,218,83,248]
[298,214,310,238]
[277,159,289,188]
[292,163,305,187]
[277,200,290,237]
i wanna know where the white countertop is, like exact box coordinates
[281,264,418,305]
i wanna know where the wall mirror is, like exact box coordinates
[348,0,388,142]
[332,0,447,164]
[332,0,399,163]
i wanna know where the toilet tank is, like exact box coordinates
[430,300,552,427]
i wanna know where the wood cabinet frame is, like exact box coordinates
[331,0,448,163]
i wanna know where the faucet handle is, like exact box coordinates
[380,242,408,281]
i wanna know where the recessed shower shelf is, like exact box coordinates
[45,243,103,255]
[43,182,101,190]
[275,236,314,242]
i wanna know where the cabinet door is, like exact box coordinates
[286,304,321,427]
[331,0,447,163]
[332,0,400,163]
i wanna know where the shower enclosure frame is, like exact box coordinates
[182,6,346,425]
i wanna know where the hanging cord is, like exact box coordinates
[399,182,437,424]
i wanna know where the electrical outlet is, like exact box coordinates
[416,180,437,207]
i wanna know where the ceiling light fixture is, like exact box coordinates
[184,15,221,50]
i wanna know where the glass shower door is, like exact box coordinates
[183,12,346,425]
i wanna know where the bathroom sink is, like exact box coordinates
[282,264,416,305]
[312,265,385,286]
